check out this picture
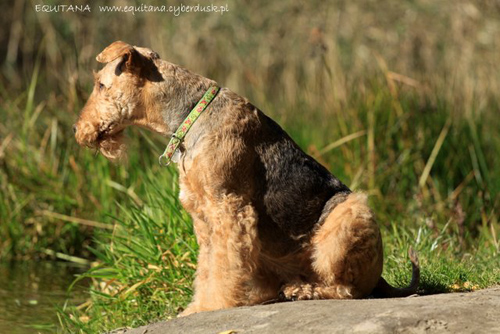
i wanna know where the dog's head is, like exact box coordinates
[73,41,161,161]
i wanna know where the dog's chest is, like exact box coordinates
[177,171,213,217]
[178,178,199,214]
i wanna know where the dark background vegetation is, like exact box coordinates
[0,0,499,331]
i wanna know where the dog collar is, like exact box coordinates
[159,86,220,166]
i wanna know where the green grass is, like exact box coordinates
[0,0,499,332]
[58,171,197,332]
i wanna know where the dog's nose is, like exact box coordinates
[73,124,77,134]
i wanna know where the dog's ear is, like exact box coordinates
[96,41,144,73]
[97,41,161,80]
[96,41,134,63]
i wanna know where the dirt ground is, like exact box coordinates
[111,287,500,334]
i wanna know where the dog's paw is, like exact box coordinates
[278,290,296,302]
[279,283,316,301]
[177,304,199,317]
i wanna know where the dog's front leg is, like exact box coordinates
[208,194,261,309]
[180,194,261,316]
[179,216,212,317]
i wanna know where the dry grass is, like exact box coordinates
[2,1,500,109]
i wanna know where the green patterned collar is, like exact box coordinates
[159,86,220,166]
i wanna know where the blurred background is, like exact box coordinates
[0,0,499,332]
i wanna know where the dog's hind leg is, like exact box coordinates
[280,193,384,301]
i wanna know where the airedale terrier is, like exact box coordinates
[74,41,419,316]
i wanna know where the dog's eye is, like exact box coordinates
[98,82,105,91]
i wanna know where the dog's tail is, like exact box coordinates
[372,247,420,298]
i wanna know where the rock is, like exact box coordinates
[113,287,500,334]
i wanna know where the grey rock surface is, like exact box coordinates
[113,287,500,334]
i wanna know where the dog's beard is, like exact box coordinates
[98,130,128,162]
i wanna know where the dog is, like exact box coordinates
[74,41,419,317]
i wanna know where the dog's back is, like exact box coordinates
[253,110,351,239]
